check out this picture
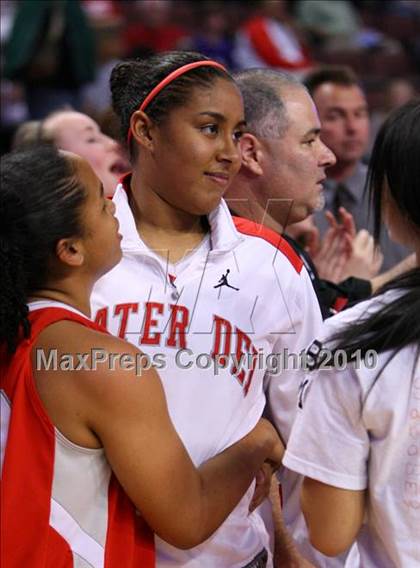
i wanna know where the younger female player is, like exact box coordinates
[283,99,420,566]
[0,146,283,567]
[91,51,323,566]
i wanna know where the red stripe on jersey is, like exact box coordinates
[233,216,303,274]
[1,345,58,567]
[44,527,74,567]
[1,310,87,567]
[105,475,155,568]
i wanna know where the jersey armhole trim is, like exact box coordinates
[24,309,109,449]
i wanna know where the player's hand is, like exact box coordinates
[243,417,283,486]
[254,417,284,471]
[325,207,356,240]
[312,223,352,283]
[341,229,384,280]
[246,418,284,512]
[249,461,274,512]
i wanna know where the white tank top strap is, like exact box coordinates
[28,299,90,320]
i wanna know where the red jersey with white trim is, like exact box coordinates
[0,303,155,568]
[91,181,324,567]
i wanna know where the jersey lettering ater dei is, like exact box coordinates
[91,180,323,567]
[0,303,155,568]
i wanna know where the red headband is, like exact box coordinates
[127,60,227,144]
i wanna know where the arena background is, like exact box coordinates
[1,0,419,157]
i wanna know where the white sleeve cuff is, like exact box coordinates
[283,450,368,491]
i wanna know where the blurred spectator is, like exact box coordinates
[82,0,122,26]
[296,0,389,53]
[122,0,188,58]
[380,0,420,18]
[385,77,417,108]
[0,0,17,47]
[305,65,410,271]
[0,0,28,155]
[369,77,418,151]
[80,2,125,117]
[95,107,122,144]
[12,110,130,197]
[10,120,41,150]
[233,0,313,74]
[43,110,130,196]
[184,2,234,68]
[361,0,420,72]
[4,0,95,119]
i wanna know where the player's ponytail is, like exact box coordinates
[0,192,30,352]
[324,269,420,360]
[0,146,87,352]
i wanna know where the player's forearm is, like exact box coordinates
[151,421,280,549]
[189,421,282,547]
[371,252,416,293]
[301,477,365,557]
[270,477,307,567]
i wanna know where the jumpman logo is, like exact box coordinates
[214,269,239,291]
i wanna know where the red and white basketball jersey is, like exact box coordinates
[0,302,155,568]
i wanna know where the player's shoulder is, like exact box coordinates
[233,216,303,275]
[37,318,139,357]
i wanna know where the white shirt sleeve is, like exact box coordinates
[283,365,369,491]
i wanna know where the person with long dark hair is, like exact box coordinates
[0,146,283,567]
[283,99,420,566]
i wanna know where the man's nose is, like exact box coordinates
[319,140,336,167]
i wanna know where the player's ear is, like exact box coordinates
[55,237,84,267]
[239,133,264,176]
[130,110,156,152]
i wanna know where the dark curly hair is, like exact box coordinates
[0,146,87,352]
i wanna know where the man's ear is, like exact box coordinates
[130,110,156,151]
[55,238,84,267]
[239,133,264,176]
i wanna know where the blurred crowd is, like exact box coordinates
[1,0,419,155]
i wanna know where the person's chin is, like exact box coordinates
[206,194,224,214]
[286,208,306,228]
[341,149,364,163]
[102,175,120,197]
[187,199,220,217]
[313,190,326,212]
